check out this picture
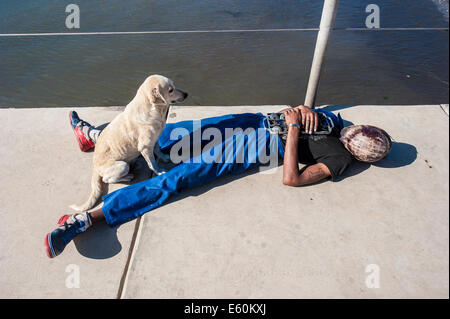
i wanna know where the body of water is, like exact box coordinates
[0,0,448,107]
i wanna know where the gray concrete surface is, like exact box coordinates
[0,105,448,298]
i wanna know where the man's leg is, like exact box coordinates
[88,208,105,223]
[69,111,102,151]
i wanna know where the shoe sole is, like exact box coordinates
[44,233,55,258]
[58,214,71,226]
[69,112,94,152]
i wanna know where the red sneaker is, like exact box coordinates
[69,111,95,152]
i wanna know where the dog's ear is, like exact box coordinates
[151,86,166,104]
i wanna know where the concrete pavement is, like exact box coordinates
[0,105,448,298]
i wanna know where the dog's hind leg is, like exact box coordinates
[101,161,134,183]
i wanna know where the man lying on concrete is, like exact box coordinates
[44,105,353,258]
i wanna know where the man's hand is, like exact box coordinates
[279,105,319,133]
[281,107,301,126]
[294,105,318,134]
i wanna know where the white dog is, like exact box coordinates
[70,75,188,212]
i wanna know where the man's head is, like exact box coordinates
[340,125,391,162]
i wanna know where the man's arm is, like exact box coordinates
[281,107,331,187]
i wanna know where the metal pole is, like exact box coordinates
[304,0,339,108]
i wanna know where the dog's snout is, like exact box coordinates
[171,88,188,104]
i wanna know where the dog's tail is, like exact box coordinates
[70,172,105,212]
